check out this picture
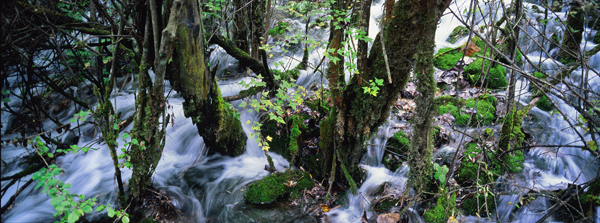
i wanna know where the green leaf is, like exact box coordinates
[113,123,119,130]
[107,207,115,217]
[122,216,130,223]
[82,205,93,213]
[48,153,54,158]
[68,212,79,223]
[96,205,106,212]
[131,139,139,145]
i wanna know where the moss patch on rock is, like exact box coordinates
[438,94,496,126]
[447,26,470,44]
[423,193,457,223]
[382,131,410,172]
[434,47,463,70]
[464,58,508,89]
[244,170,313,204]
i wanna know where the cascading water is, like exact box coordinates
[2,0,599,222]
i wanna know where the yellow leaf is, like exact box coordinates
[262,146,270,151]
[320,204,330,212]
[246,120,251,124]
[266,136,273,142]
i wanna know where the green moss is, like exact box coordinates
[423,193,457,223]
[383,131,410,171]
[464,59,508,89]
[268,22,289,36]
[461,194,496,217]
[434,47,462,70]
[374,198,401,212]
[536,96,553,111]
[455,142,482,185]
[288,115,307,157]
[483,128,494,137]
[446,26,469,44]
[438,95,496,126]
[244,170,313,204]
[594,31,600,44]
[319,114,335,152]
[215,85,247,156]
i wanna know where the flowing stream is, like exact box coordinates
[2,0,599,222]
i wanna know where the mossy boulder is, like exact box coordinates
[461,194,496,217]
[244,170,313,204]
[463,58,508,89]
[434,47,463,70]
[446,26,470,44]
[382,131,410,172]
[438,94,496,126]
[455,142,484,185]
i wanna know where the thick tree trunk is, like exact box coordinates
[167,0,247,156]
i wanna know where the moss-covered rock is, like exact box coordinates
[438,94,496,126]
[244,170,313,204]
[461,194,496,217]
[382,131,410,172]
[464,58,508,89]
[434,47,463,70]
[446,26,470,44]
[423,193,457,223]
[455,142,483,185]
[536,96,553,111]
[594,31,600,44]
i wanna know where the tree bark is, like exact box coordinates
[232,0,250,53]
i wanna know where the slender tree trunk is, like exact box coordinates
[232,0,250,53]
[251,0,265,60]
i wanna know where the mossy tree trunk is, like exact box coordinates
[251,0,266,60]
[320,0,452,189]
[129,0,176,199]
[167,0,246,156]
[233,0,250,54]
[558,1,584,63]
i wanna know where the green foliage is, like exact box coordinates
[244,170,313,204]
[446,26,469,44]
[31,137,127,223]
[483,128,494,137]
[362,78,384,96]
[239,71,307,152]
[423,193,457,223]
[433,163,449,186]
[268,22,289,36]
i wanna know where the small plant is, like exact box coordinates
[31,137,129,223]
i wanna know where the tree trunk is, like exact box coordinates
[251,0,266,60]
[558,1,584,63]
[167,0,247,156]
[321,0,452,189]
[232,0,250,53]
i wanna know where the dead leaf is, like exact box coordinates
[463,41,480,57]
[376,213,401,223]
